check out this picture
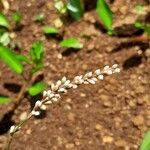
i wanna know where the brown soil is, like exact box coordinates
[0,0,150,150]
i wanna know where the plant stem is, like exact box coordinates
[4,113,33,150]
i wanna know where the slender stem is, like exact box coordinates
[4,113,33,150]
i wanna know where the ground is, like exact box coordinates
[0,0,150,150]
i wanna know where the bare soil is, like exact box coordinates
[0,0,150,150]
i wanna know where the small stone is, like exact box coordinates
[103,101,112,107]
[19,112,27,121]
[115,139,127,147]
[26,129,31,135]
[64,104,72,110]
[87,44,95,51]
[80,93,86,97]
[145,49,150,57]
[132,115,144,127]
[54,18,63,28]
[95,124,102,131]
[67,112,76,122]
[106,46,112,53]
[65,143,75,149]
[100,94,109,101]
[10,32,16,39]
[102,136,114,143]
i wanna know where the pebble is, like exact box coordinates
[102,136,114,143]
[19,112,27,121]
[115,139,127,147]
[95,124,102,131]
[67,112,76,122]
[145,49,150,57]
[54,18,63,28]
[65,143,75,149]
[132,115,144,127]
[87,44,95,51]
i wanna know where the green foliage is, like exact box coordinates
[0,32,10,46]
[0,12,10,29]
[0,96,12,104]
[135,22,150,36]
[30,41,44,73]
[34,13,45,22]
[67,0,84,20]
[0,45,23,74]
[135,5,144,14]
[12,11,22,25]
[28,81,46,96]
[60,38,83,49]
[43,26,59,34]
[96,0,113,34]
[30,41,44,63]
[15,54,32,64]
[140,130,150,150]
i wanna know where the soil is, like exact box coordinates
[0,0,150,150]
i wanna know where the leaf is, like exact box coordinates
[30,41,44,63]
[60,38,83,49]
[43,26,59,34]
[96,0,113,31]
[0,45,23,74]
[140,130,150,150]
[31,62,43,74]
[0,12,10,29]
[15,54,32,64]
[0,32,10,46]
[28,81,46,96]
[67,0,84,20]
[0,96,11,104]
[12,11,22,24]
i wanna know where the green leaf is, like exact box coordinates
[96,0,113,31]
[30,41,44,63]
[0,45,23,74]
[140,130,150,150]
[0,12,10,29]
[67,0,84,20]
[28,81,46,96]
[15,54,32,64]
[145,25,150,36]
[60,38,83,49]
[31,62,43,74]
[12,11,22,24]
[0,96,11,104]
[43,26,59,34]
[0,32,10,46]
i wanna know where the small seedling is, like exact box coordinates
[140,130,150,150]
[0,41,45,104]
[12,11,22,25]
[135,21,150,36]
[67,0,84,20]
[60,38,83,49]
[42,26,59,35]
